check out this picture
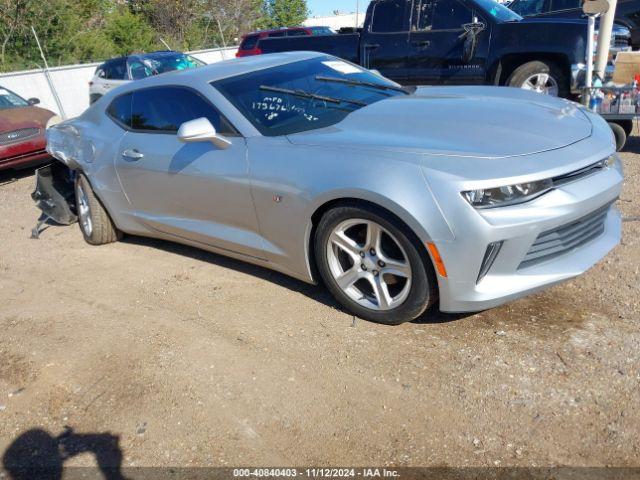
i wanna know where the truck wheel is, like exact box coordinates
[75,173,121,245]
[608,122,627,152]
[618,119,634,138]
[507,61,568,97]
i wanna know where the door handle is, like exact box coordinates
[412,40,431,49]
[364,43,380,50]
[122,149,144,161]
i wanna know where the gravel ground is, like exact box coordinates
[0,136,638,473]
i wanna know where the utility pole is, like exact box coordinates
[356,0,360,28]
[31,26,66,119]
[594,0,618,80]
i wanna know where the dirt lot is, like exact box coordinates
[0,137,639,474]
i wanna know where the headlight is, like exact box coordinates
[462,179,553,209]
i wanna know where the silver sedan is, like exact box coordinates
[45,52,623,324]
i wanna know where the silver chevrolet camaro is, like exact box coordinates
[45,52,623,324]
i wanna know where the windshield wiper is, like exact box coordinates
[315,75,412,94]
[259,85,367,107]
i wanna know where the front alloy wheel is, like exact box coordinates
[315,205,437,325]
[326,219,412,311]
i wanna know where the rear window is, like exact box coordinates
[287,29,309,37]
[311,27,334,35]
[241,34,260,50]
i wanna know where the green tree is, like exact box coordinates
[102,7,156,55]
[263,0,309,29]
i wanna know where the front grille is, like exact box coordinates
[519,203,613,270]
[0,127,40,145]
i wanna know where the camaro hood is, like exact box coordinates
[287,86,593,159]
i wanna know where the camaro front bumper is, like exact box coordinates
[425,157,623,313]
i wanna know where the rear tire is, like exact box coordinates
[75,173,121,245]
[314,204,437,325]
[507,60,568,98]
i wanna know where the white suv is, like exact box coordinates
[89,51,205,104]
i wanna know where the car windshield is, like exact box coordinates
[212,56,408,136]
[474,0,522,21]
[0,87,29,109]
[134,53,204,79]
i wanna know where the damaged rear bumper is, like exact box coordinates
[32,162,78,226]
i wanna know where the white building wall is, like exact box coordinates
[0,47,238,119]
[303,13,364,31]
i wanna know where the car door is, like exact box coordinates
[111,85,264,258]
[360,0,411,82]
[407,0,490,85]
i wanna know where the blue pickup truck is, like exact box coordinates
[257,0,618,98]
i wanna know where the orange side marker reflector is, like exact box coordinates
[427,242,448,278]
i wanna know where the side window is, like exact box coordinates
[549,0,579,10]
[287,29,309,37]
[129,87,237,135]
[511,0,545,15]
[107,93,133,128]
[104,59,127,80]
[268,31,287,37]
[371,0,410,32]
[129,60,152,80]
[432,0,473,29]
[413,0,434,30]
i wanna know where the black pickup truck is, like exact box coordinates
[257,0,593,97]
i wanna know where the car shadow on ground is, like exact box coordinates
[123,235,340,310]
[0,167,36,187]
[2,427,126,480]
[123,236,471,326]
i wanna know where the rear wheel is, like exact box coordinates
[75,174,121,245]
[315,205,437,325]
[507,61,568,98]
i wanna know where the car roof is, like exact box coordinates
[113,51,326,90]
[99,50,183,66]
[244,27,309,36]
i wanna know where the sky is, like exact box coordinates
[307,0,372,16]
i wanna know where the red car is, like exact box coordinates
[0,86,55,171]
[236,26,334,57]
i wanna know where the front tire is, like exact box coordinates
[507,60,568,98]
[75,174,121,245]
[315,204,437,325]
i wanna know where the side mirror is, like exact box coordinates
[177,117,232,150]
[28,97,40,106]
